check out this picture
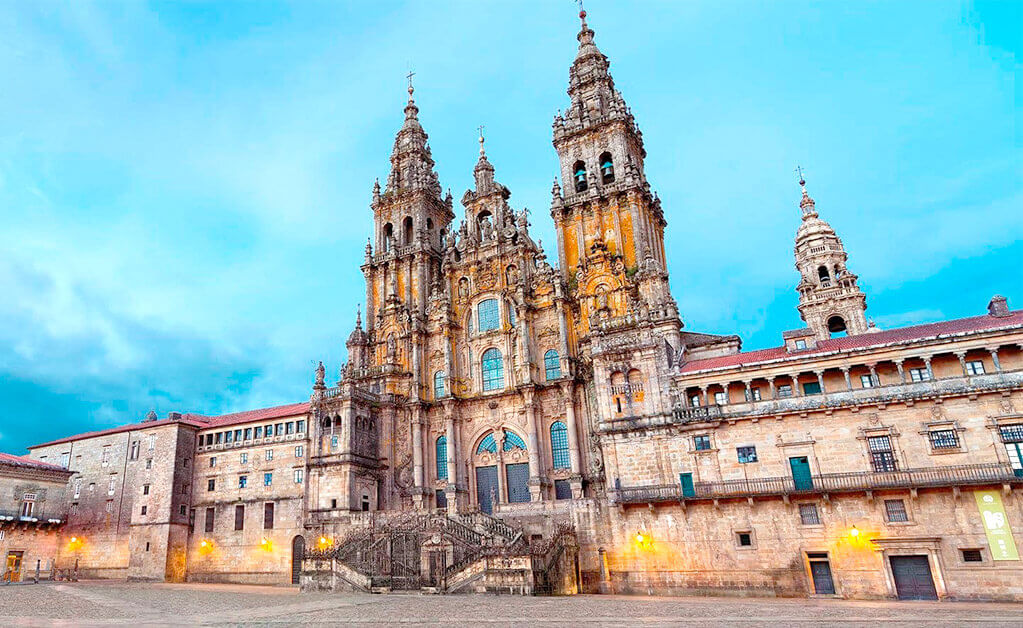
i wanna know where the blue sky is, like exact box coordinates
[0,1,1019,454]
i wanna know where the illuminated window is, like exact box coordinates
[481,348,504,391]
[544,350,561,381]
[436,436,448,480]
[478,299,500,332]
[550,422,570,469]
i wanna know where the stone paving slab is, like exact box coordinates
[1,582,1022,627]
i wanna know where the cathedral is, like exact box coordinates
[12,9,1023,601]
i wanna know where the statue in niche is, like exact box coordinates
[386,334,397,361]
[458,277,470,299]
[506,265,519,286]
[480,215,494,240]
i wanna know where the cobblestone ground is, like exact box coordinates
[1,582,1022,627]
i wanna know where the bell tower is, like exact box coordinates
[793,175,869,339]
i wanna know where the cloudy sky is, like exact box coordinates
[0,1,1019,453]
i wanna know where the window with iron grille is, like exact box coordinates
[204,507,215,533]
[799,503,821,525]
[693,435,711,451]
[961,549,983,562]
[737,446,758,464]
[999,425,1023,443]
[928,429,960,450]
[550,422,570,469]
[884,499,909,523]
[477,299,500,332]
[867,435,898,472]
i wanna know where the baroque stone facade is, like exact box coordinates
[19,9,1023,600]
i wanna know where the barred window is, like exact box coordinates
[929,429,960,450]
[436,436,448,480]
[799,503,821,526]
[544,350,561,381]
[884,499,909,523]
[867,435,898,472]
[999,425,1023,443]
[477,299,500,332]
[550,421,570,469]
[481,348,504,391]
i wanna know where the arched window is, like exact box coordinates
[436,436,448,480]
[476,433,497,454]
[502,429,526,451]
[383,223,393,252]
[827,315,848,336]
[434,371,445,398]
[544,350,561,381]
[478,299,500,332]
[481,348,504,391]
[573,160,588,192]
[402,216,413,246]
[550,421,570,469]
[818,265,831,287]
[599,152,615,183]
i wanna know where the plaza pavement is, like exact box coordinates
[1,581,1022,626]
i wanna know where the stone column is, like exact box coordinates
[790,374,802,397]
[895,359,906,383]
[699,385,709,406]
[989,347,1003,373]
[768,377,776,400]
[841,367,852,391]
[562,382,582,475]
[743,380,753,402]
[868,363,879,388]
[923,355,934,381]
[412,407,424,509]
[955,351,968,376]
[444,405,458,514]
[523,389,543,502]
[815,371,826,394]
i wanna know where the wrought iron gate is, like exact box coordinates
[389,531,421,590]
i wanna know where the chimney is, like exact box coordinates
[168,411,183,421]
[988,295,1010,318]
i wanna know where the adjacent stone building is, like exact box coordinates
[0,452,73,582]
[23,9,1023,600]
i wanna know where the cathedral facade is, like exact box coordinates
[20,11,1023,600]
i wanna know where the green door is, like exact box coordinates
[679,472,695,498]
[789,456,813,491]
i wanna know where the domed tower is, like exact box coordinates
[794,177,869,339]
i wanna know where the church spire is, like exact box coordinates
[385,72,441,198]
[792,173,869,340]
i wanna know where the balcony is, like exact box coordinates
[610,463,1022,505]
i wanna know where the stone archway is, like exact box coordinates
[291,535,305,585]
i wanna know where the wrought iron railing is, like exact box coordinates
[611,463,1021,504]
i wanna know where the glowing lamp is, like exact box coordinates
[70,537,78,543]
[849,526,860,538]
[635,533,645,544]
[200,540,208,548]
[319,536,328,546]
[260,538,267,545]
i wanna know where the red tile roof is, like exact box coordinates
[0,451,73,474]
[29,402,310,450]
[679,310,1023,374]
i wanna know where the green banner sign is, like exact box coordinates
[974,490,1019,561]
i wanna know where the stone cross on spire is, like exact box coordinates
[478,124,486,156]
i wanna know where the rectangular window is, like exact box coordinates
[929,429,960,450]
[275,423,284,436]
[693,435,711,451]
[234,505,245,531]
[147,434,156,450]
[101,446,111,466]
[239,475,247,489]
[140,505,147,516]
[70,503,79,516]
[294,469,304,484]
[749,387,761,401]
[106,500,114,513]
[330,435,339,450]
[266,449,273,461]
[297,420,305,433]
[736,531,753,547]
[240,453,248,464]
[777,385,792,398]
[254,426,263,439]
[689,395,701,407]
[108,474,117,494]
[714,391,728,405]
[264,472,273,487]
[225,430,233,443]
[142,484,150,495]
[909,367,930,382]
[207,478,216,492]
[210,456,217,468]
[961,549,983,563]
[215,432,223,444]
[799,503,821,526]
[794,339,807,350]
[286,422,295,435]
[204,507,215,533]
[146,458,152,470]
[21,499,34,518]
[179,504,187,516]
[860,374,874,388]
[244,428,252,440]
[966,360,985,376]
[295,445,304,458]
[234,429,242,442]
[802,381,822,395]
[737,446,758,464]
[998,425,1023,443]
[867,435,898,472]
[554,479,572,500]
[60,452,71,468]
[263,503,274,530]
[884,499,909,523]
[130,441,140,460]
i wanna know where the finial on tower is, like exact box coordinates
[577,0,587,28]
[406,67,415,101]
[795,166,817,219]
[795,165,806,188]
[478,124,486,156]
[355,305,362,329]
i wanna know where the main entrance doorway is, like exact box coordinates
[505,463,530,503]
[476,465,498,514]
[890,555,938,600]
[5,551,23,583]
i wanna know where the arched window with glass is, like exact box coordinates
[434,371,446,399]
[502,430,527,452]
[481,348,504,391]
[436,436,448,480]
[478,299,500,332]
[544,350,561,381]
[550,421,570,469]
